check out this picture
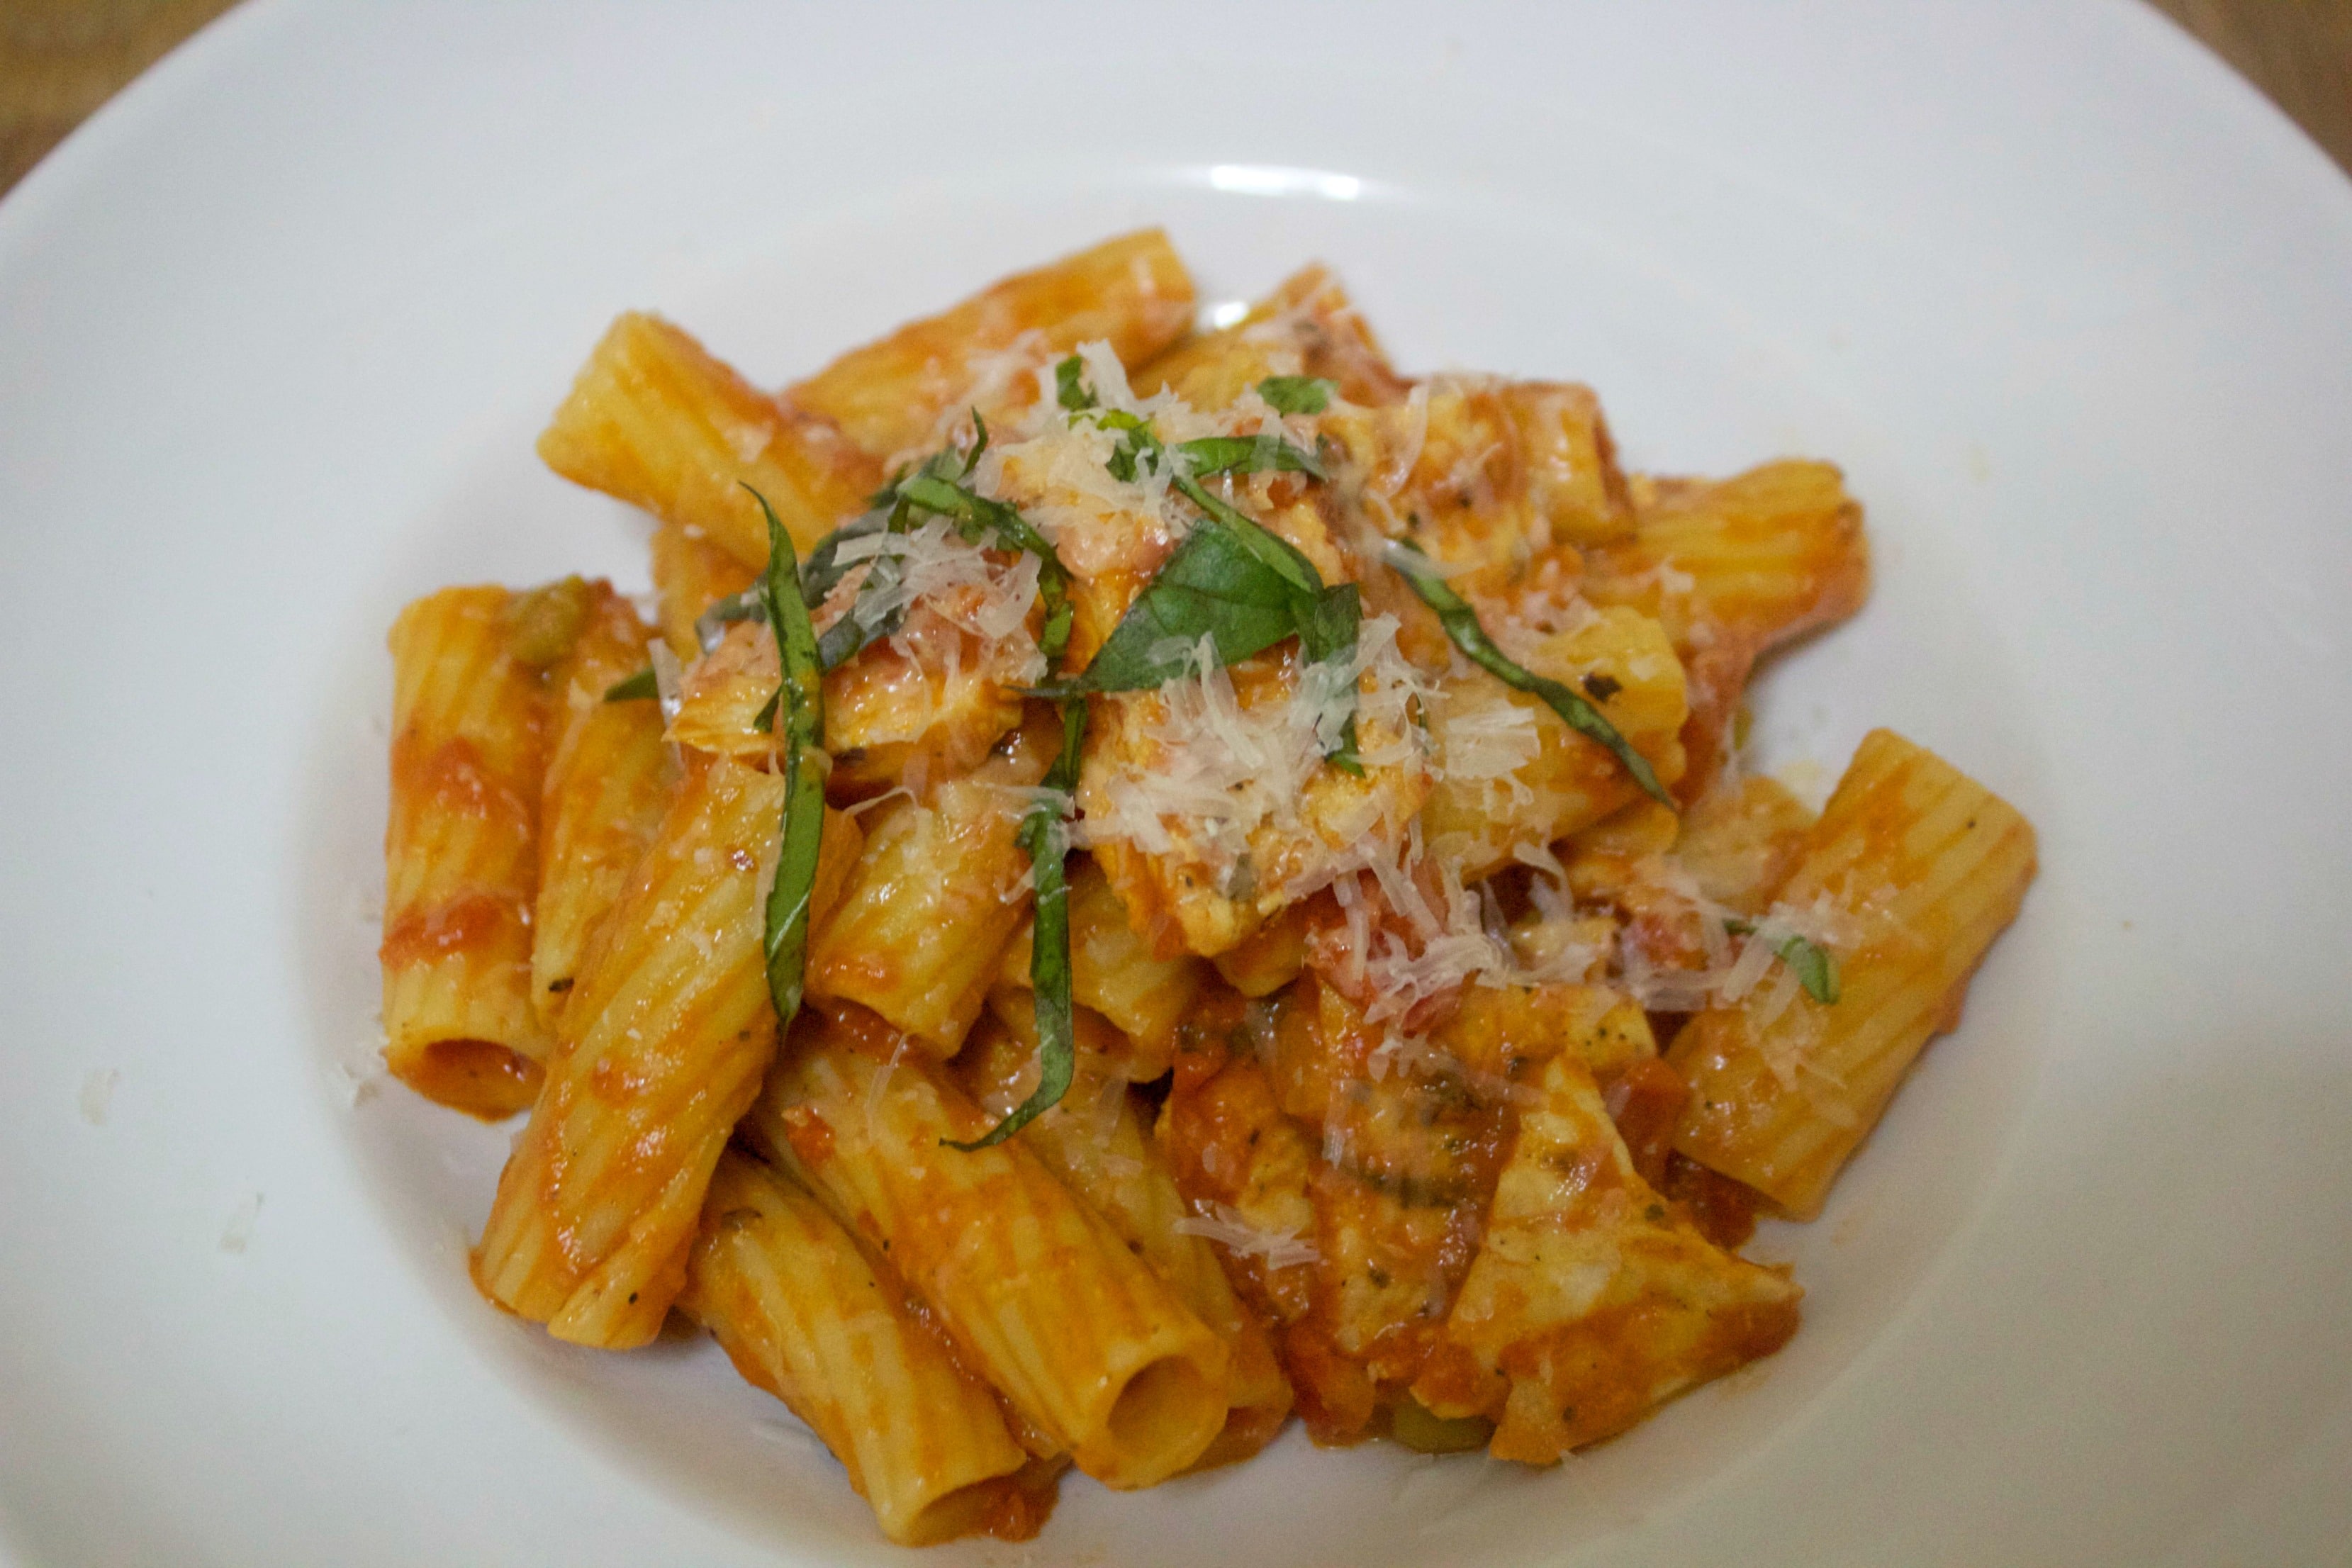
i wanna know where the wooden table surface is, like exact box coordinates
[4,0,2350,198]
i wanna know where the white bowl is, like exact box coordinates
[2,3,2348,1562]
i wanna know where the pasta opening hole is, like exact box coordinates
[401,1038,542,1120]
[1098,1355,1223,1487]
[905,1467,1058,1550]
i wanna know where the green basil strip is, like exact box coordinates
[1297,581,1360,666]
[1174,432,1326,481]
[603,667,659,702]
[895,472,1074,663]
[1779,936,1841,1004]
[1299,582,1365,775]
[948,700,1088,1150]
[814,555,909,673]
[1055,354,1096,412]
[691,585,768,654]
[1170,472,1365,767]
[1168,471,1324,599]
[802,409,1011,673]
[1256,375,1335,415]
[796,514,889,611]
[1723,919,1842,1005]
[897,474,1061,566]
[1102,411,1159,483]
[744,486,827,1029]
[1385,542,1674,807]
[1054,354,1359,760]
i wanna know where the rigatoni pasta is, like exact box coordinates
[471,759,862,1348]
[747,1014,1233,1489]
[381,231,2035,1546]
[532,581,672,1025]
[381,585,555,1118]
[954,1014,1294,1466]
[802,727,1049,1055]
[992,857,1207,1079]
[538,310,878,564]
[792,228,1195,459]
[683,1152,1055,1545]
[1667,729,2037,1216]
[649,519,757,661]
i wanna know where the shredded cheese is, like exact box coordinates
[1076,616,1426,905]
[1175,1201,1321,1270]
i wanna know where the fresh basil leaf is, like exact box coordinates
[692,584,770,654]
[1325,716,1365,776]
[1088,409,1159,482]
[1299,583,1365,775]
[1257,375,1336,415]
[744,486,827,1029]
[1070,424,1365,760]
[948,698,1087,1150]
[1059,523,1309,693]
[896,475,1060,573]
[1386,542,1673,807]
[1779,934,1840,1004]
[1169,472,1323,599]
[1107,430,1153,483]
[1055,354,1095,412]
[964,408,989,474]
[603,667,659,702]
[865,464,911,510]
[1297,581,1360,665]
[1724,919,1841,1006]
[1061,401,1362,763]
[1175,432,1326,481]
[1039,598,1075,664]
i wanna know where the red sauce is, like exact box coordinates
[400,1038,541,1121]
[390,732,531,826]
[378,890,525,968]
[1662,1153,1763,1250]
[1602,1057,1691,1189]
[968,1457,1063,1543]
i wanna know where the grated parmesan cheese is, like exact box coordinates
[1175,1201,1321,1270]
[819,515,1046,688]
[1076,616,1427,905]
[648,641,686,728]
[1433,688,1541,808]
[78,1068,119,1126]
[219,1191,263,1254]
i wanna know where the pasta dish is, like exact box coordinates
[376,230,2037,1546]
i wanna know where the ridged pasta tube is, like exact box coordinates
[791,229,1195,460]
[538,311,877,564]
[746,1015,1232,1489]
[380,586,553,1117]
[532,583,671,1027]
[473,758,861,1346]
[1669,729,2037,1217]
[683,1153,1056,1546]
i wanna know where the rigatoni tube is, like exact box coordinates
[537,311,877,566]
[532,583,672,1028]
[473,758,862,1346]
[746,1014,1231,1489]
[683,1152,1055,1546]
[380,586,554,1118]
[1669,729,2037,1217]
